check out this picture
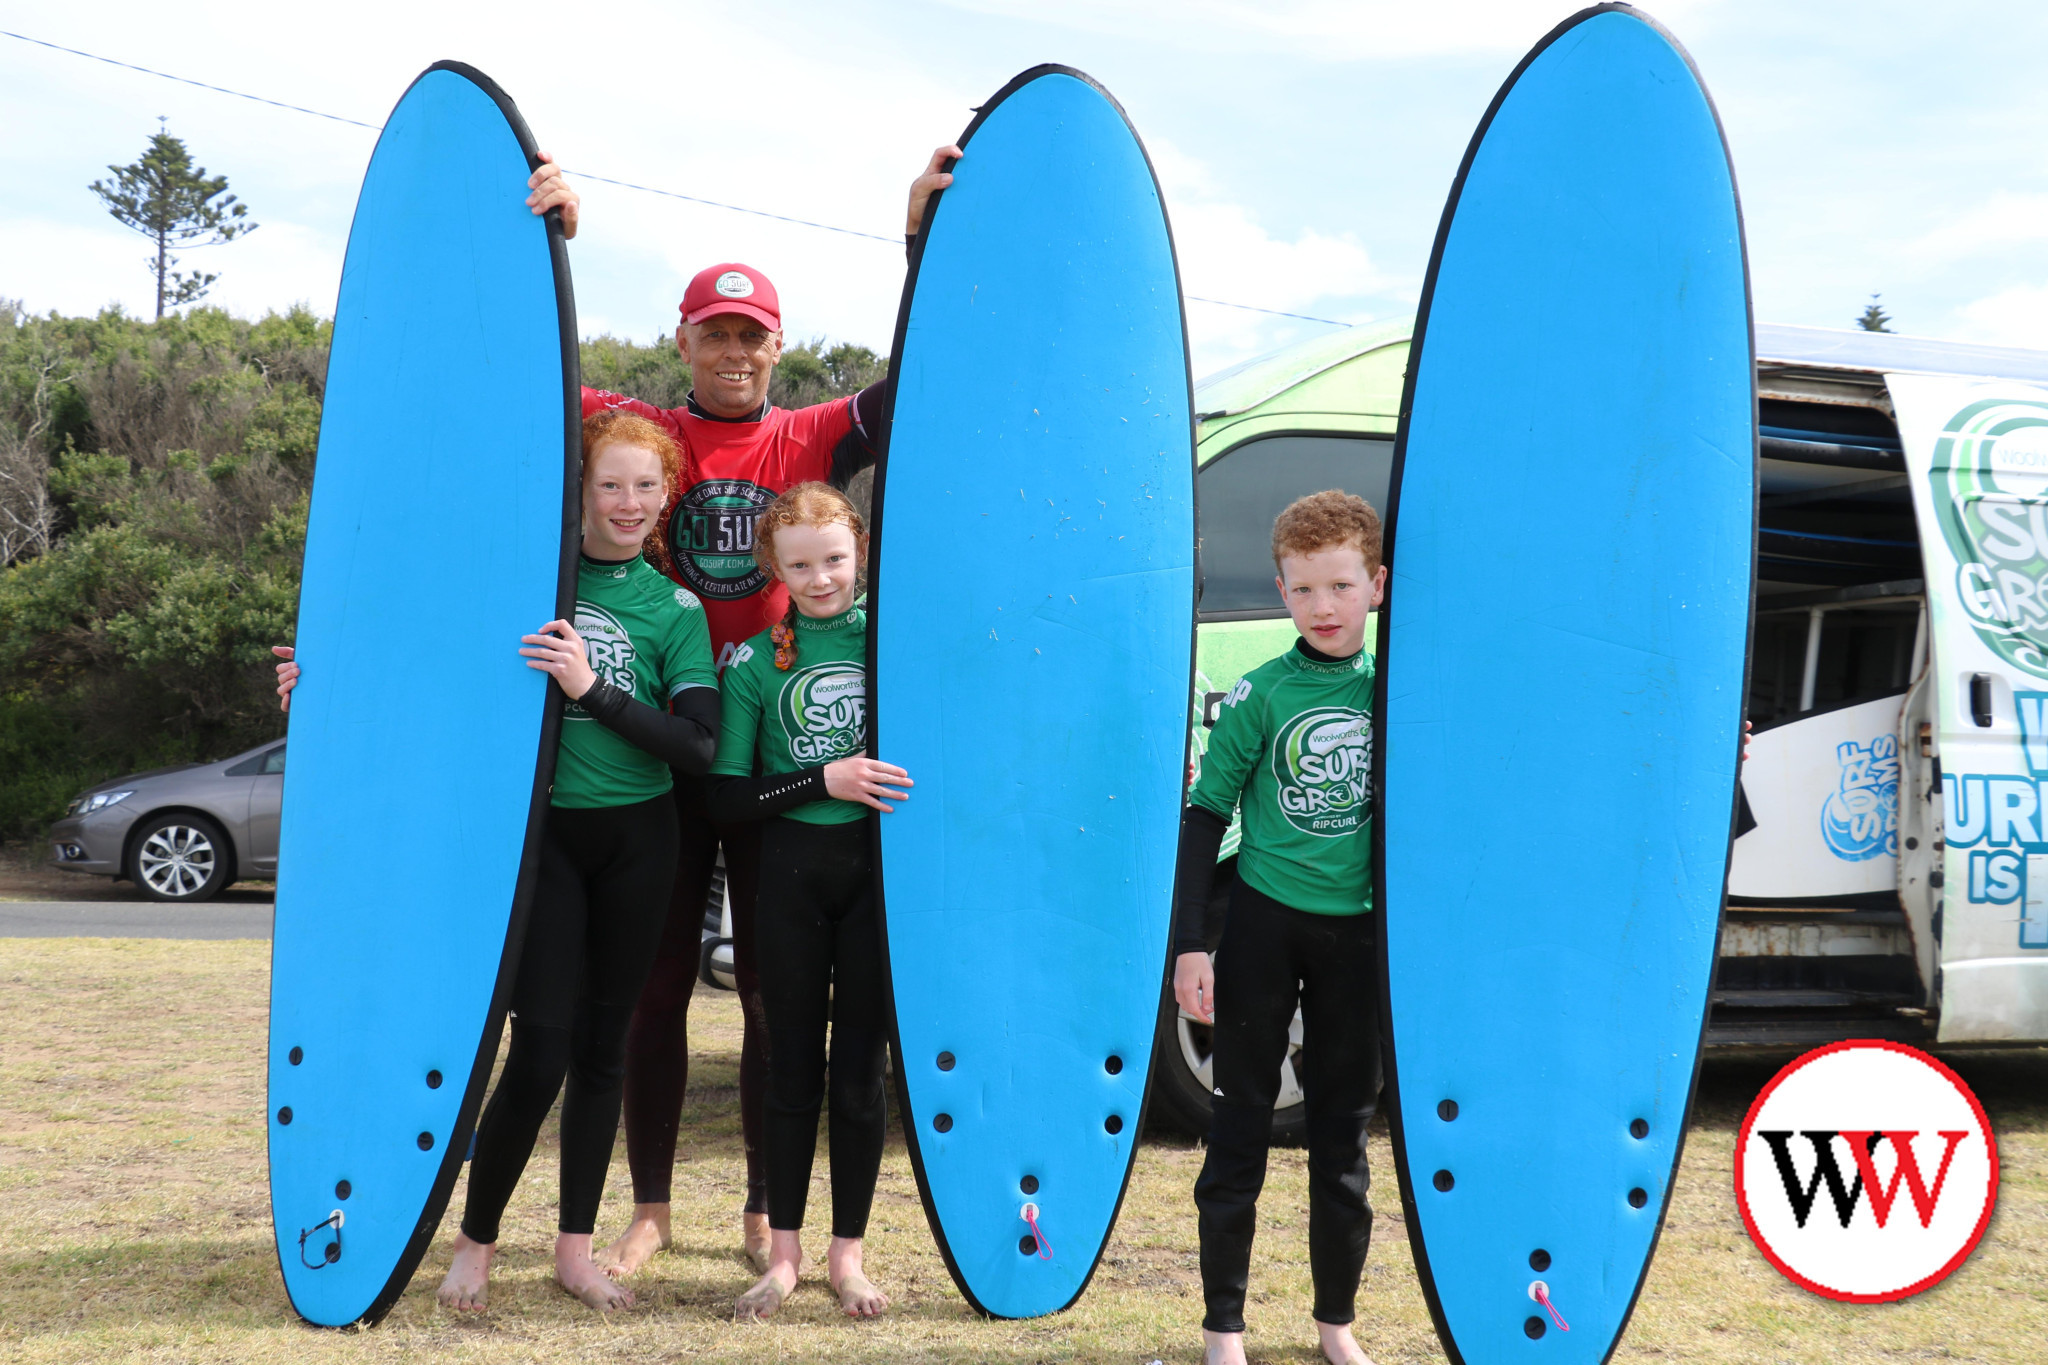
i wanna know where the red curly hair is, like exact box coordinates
[1271,488,1383,573]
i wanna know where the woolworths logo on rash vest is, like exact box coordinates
[1271,708,1370,837]
[566,602,635,719]
[1929,397,2048,677]
[777,663,866,764]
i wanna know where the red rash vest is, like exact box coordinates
[581,387,874,670]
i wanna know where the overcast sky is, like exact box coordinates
[4,0,2045,378]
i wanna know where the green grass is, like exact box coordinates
[1,938,2043,1363]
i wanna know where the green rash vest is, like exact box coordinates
[711,606,868,826]
[1189,641,1375,915]
[553,554,719,809]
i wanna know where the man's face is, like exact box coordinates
[676,313,782,418]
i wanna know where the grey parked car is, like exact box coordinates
[47,740,285,902]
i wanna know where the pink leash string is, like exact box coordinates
[1021,1203,1054,1260]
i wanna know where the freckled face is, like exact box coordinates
[1276,545,1386,657]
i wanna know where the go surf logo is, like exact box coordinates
[1928,397,2048,678]
[566,601,636,718]
[1735,1041,1998,1303]
[1270,707,1370,837]
[777,662,865,764]
[668,478,775,601]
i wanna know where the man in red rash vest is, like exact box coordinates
[521,148,957,1280]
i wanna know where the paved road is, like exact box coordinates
[0,900,273,939]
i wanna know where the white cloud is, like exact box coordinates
[1951,283,2048,351]
[1907,192,2048,266]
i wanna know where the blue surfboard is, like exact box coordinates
[1379,7,1752,1361]
[872,66,1194,1319]
[266,63,577,1328]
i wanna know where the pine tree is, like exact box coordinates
[1857,293,1894,333]
[90,122,257,320]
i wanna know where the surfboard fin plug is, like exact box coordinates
[1019,1202,1054,1260]
[1528,1279,1569,1332]
[297,1208,345,1269]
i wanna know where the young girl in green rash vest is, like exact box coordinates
[704,480,912,1323]
[275,410,720,1315]
[1173,490,1387,1365]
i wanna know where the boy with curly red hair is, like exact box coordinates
[1174,488,1387,1365]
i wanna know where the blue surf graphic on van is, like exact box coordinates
[1822,735,1900,861]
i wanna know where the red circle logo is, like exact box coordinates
[1734,1040,1999,1302]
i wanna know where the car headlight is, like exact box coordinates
[79,790,135,814]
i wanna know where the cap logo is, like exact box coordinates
[714,271,755,299]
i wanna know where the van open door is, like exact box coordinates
[1892,372,2048,1042]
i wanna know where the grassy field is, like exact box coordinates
[0,937,2042,1364]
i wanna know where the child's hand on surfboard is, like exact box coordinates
[521,620,598,699]
[1743,718,1752,762]
[906,144,964,237]
[272,645,298,713]
[1173,952,1215,1023]
[527,154,580,239]
[824,753,914,812]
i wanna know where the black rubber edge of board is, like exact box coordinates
[1368,7,1758,1365]
[868,61,1198,1321]
[270,59,581,1330]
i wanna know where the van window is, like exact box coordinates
[1198,435,1394,615]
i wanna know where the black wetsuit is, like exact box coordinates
[458,554,720,1244]
[1175,637,1382,1334]
[707,607,889,1238]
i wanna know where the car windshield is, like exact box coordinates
[1198,435,1393,614]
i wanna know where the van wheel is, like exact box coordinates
[1147,958,1308,1146]
[129,814,233,902]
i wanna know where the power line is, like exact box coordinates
[2,29,382,130]
[6,28,1354,328]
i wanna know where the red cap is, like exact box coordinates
[680,263,781,330]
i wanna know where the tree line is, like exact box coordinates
[0,301,882,849]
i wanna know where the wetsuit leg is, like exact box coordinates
[819,820,888,1240]
[1193,879,1303,1335]
[717,814,769,1217]
[459,814,588,1245]
[555,795,680,1235]
[1296,910,1378,1326]
[619,778,716,1206]
[755,816,869,1233]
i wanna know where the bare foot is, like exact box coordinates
[1317,1320,1375,1365]
[735,1266,795,1321]
[826,1234,887,1318]
[595,1203,672,1279]
[555,1233,635,1311]
[1203,1327,1249,1365]
[437,1233,494,1311]
[736,1228,803,1322]
[744,1210,771,1274]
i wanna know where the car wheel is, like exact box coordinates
[129,814,233,902]
[1147,956,1309,1146]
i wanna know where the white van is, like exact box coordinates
[1152,321,2048,1138]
